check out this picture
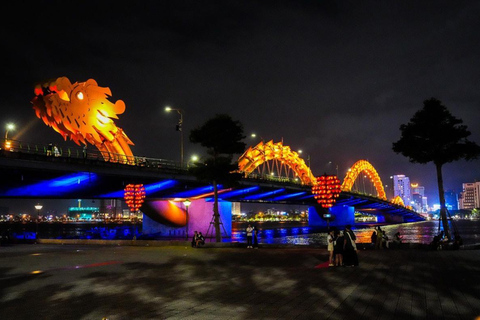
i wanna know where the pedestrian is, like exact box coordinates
[393,231,402,248]
[327,229,335,266]
[191,231,198,248]
[253,225,259,249]
[375,226,383,249]
[196,232,205,247]
[246,224,254,248]
[334,230,344,267]
[371,230,377,246]
[343,225,359,266]
[46,143,53,156]
[53,145,60,157]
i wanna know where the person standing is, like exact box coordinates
[371,230,377,246]
[253,225,259,249]
[191,231,198,248]
[334,230,344,267]
[343,225,359,266]
[375,226,383,249]
[327,229,335,266]
[53,145,60,157]
[246,224,254,248]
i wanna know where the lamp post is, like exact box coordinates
[187,155,199,168]
[4,123,15,150]
[183,199,192,241]
[165,106,184,168]
[298,149,311,168]
[34,204,43,243]
[5,123,15,140]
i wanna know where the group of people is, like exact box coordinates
[430,230,463,250]
[46,143,60,157]
[327,224,359,267]
[371,226,402,249]
[191,231,205,248]
[245,224,259,248]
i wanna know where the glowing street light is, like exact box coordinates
[5,123,15,139]
[4,123,15,150]
[165,106,184,167]
[187,155,199,168]
[34,204,43,243]
[298,149,311,168]
[183,199,192,240]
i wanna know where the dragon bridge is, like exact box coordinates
[238,140,316,185]
[341,160,387,200]
[32,77,135,164]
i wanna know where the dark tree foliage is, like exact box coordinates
[393,98,480,239]
[190,114,246,242]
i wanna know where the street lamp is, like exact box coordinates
[188,155,199,168]
[165,106,184,167]
[183,199,192,240]
[4,123,15,150]
[34,204,43,243]
[5,123,15,140]
[298,149,311,168]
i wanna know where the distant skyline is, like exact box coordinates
[2,1,480,210]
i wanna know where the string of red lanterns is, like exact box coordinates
[124,184,146,212]
[312,175,342,208]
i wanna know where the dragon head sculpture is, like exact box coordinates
[31,77,135,164]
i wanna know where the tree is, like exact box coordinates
[189,114,246,242]
[392,98,480,239]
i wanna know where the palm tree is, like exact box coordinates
[393,98,480,239]
[190,114,246,242]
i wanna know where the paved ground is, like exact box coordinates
[1,243,480,320]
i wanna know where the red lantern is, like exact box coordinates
[124,184,146,213]
[312,175,341,208]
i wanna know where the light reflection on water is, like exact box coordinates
[232,220,480,246]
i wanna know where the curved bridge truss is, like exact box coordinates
[341,160,387,200]
[238,140,316,185]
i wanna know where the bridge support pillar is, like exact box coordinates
[142,199,232,240]
[378,213,404,224]
[308,205,355,229]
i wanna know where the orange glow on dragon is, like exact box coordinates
[31,77,135,164]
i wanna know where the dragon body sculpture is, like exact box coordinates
[32,77,135,164]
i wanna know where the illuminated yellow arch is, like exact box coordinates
[341,160,387,200]
[238,140,316,185]
[392,195,405,206]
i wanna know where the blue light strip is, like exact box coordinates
[99,179,178,198]
[219,186,260,199]
[144,180,177,194]
[2,172,98,197]
[243,189,285,201]
[169,184,223,199]
[270,192,307,201]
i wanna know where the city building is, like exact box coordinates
[393,175,411,207]
[68,206,100,220]
[458,182,480,210]
[444,190,458,211]
[411,183,427,212]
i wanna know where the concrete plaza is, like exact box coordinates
[1,243,479,320]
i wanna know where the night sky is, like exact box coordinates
[1,0,480,211]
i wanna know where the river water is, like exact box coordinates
[1,219,479,246]
[231,219,480,246]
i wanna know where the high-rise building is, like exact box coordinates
[444,190,458,211]
[393,175,412,206]
[411,183,427,212]
[459,182,480,209]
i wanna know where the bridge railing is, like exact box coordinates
[2,139,183,171]
[245,173,308,185]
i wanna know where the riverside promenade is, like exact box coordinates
[1,243,479,320]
